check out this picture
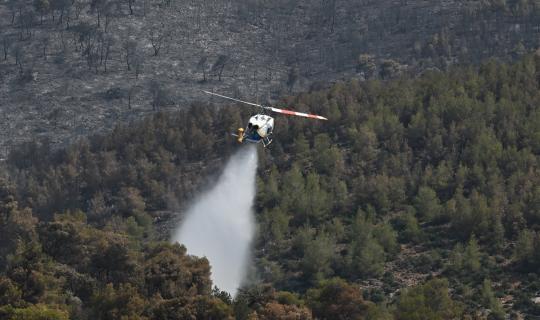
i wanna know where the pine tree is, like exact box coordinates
[480,279,505,320]
[414,186,442,222]
[463,236,481,273]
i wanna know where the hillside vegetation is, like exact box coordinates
[1,0,539,156]
[0,54,540,319]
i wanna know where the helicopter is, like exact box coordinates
[203,90,328,147]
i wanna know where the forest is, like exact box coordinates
[0,0,539,158]
[0,54,539,319]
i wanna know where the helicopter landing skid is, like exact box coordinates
[231,133,272,148]
[262,137,272,148]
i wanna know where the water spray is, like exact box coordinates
[172,145,258,296]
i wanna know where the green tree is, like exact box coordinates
[90,236,139,284]
[6,241,48,303]
[0,304,69,320]
[394,209,422,243]
[513,229,539,270]
[312,134,343,175]
[346,211,386,278]
[300,233,335,282]
[395,278,462,320]
[414,186,441,222]
[356,54,377,79]
[293,133,310,156]
[305,173,331,222]
[379,59,403,79]
[446,243,464,274]
[373,223,399,257]
[348,237,385,278]
[260,207,290,245]
[306,278,370,320]
[463,236,481,274]
[257,301,312,320]
[91,283,147,320]
[144,243,211,298]
[480,279,505,320]
[257,166,280,208]
[116,187,152,229]
[0,277,22,307]
[281,166,307,225]
[39,211,88,267]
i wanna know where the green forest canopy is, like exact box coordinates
[0,54,539,319]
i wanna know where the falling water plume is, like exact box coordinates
[172,145,258,296]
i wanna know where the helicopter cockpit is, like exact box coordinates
[244,114,274,146]
[246,123,261,141]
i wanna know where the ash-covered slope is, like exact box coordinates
[0,0,538,156]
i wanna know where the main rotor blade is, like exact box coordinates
[202,90,265,108]
[203,90,328,120]
[269,107,328,121]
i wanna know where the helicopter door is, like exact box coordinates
[258,116,274,138]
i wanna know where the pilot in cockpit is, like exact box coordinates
[246,123,261,141]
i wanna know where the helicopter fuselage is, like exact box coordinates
[234,114,274,147]
[247,114,274,139]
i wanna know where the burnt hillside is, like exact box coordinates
[0,0,538,156]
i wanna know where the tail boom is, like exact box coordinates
[269,107,328,120]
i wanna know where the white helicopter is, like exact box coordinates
[203,90,328,147]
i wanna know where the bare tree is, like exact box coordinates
[7,0,21,25]
[286,67,299,93]
[78,29,101,72]
[100,35,114,72]
[123,38,137,71]
[18,10,36,40]
[88,51,100,73]
[142,0,147,16]
[73,23,97,59]
[74,0,85,19]
[148,21,170,56]
[125,0,135,15]
[103,1,116,33]
[197,55,209,82]
[50,0,71,24]
[321,0,337,33]
[12,44,25,74]
[2,35,14,61]
[33,0,50,24]
[90,0,103,25]
[132,52,144,78]
[211,54,229,81]
[41,36,50,60]
[127,83,137,109]
[63,4,73,29]
[90,0,110,27]
[149,80,170,110]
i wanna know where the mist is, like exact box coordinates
[172,145,258,296]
